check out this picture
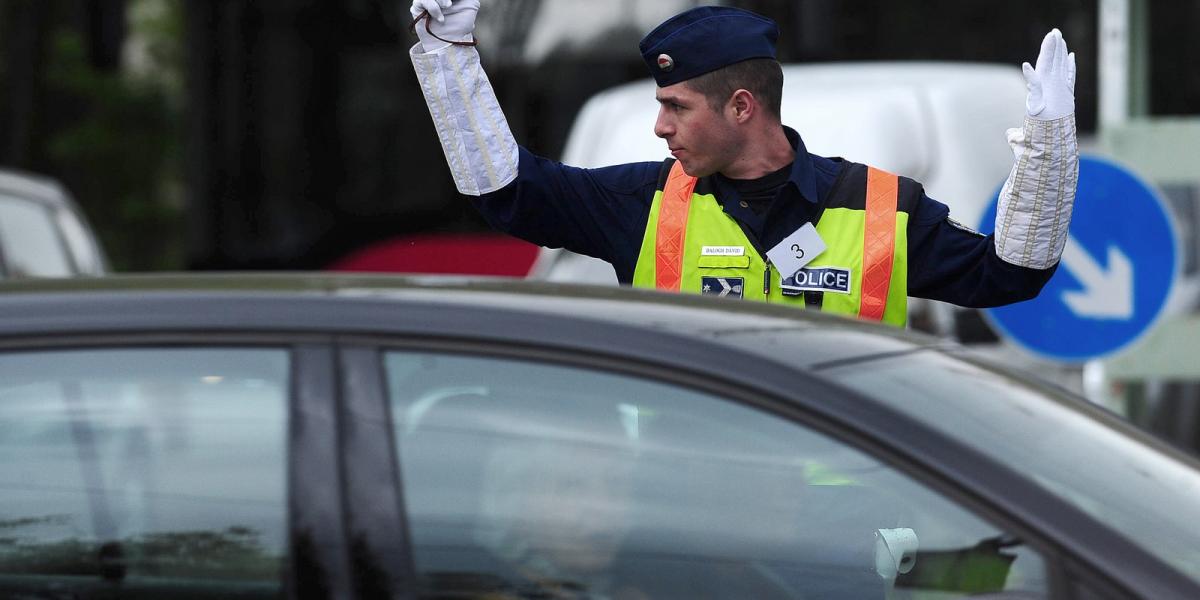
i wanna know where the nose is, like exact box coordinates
[654,106,673,139]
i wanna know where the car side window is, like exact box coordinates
[0,348,288,598]
[387,352,1053,600]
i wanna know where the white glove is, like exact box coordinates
[1023,28,1076,121]
[410,0,480,52]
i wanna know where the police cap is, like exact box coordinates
[638,6,779,88]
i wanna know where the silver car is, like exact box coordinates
[0,169,107,278]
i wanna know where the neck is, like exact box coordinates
[720,123,794,180]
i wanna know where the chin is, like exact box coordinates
[678,160,714,178]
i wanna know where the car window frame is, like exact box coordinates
[0,332,355,600]
[336,345,420,599]
[341,333,1152,600]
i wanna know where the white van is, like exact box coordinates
[531,62,1029,317]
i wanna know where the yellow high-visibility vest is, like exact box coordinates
[632,160,916,327]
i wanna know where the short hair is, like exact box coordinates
[684,58,784,118]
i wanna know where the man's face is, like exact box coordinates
[653,81,739,177]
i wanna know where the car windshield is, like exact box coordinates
[821,348,1200,583]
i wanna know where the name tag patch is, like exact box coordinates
[701,246,745,256]
[702,277,744,298]
[781,267,852,295]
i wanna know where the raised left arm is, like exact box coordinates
[993,29,1079,270]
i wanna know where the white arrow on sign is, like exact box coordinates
[1060,236,1133,320]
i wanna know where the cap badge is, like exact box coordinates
[657,54,675,72]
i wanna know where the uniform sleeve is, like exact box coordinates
[907,113,1076,308]
[906,192,1056,308]
[410,41,661,280]
[993,115,1078,269]
[410,44,518,195]
[471,147,661,281]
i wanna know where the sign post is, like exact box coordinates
[977,156,1180,363]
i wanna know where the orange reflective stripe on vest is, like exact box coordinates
[859,167,899,321]
[655,161,697,291]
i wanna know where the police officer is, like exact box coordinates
[408,1,1078,328]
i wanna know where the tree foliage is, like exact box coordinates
[0,0,186,271]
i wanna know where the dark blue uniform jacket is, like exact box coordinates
[472,128,1055,308]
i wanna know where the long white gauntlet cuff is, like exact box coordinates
[410,44,518,196]
[994,114,1079,269]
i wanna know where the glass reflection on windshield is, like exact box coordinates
[824,349,1200,583]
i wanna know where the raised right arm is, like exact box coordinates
[408,1,660,276]
[409,0,518,195]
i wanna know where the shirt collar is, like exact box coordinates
[711,126,819,205]
[782,126,819,204]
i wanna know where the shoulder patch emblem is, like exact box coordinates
[702,277,744,299]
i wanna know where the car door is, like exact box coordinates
[337,337,1134,600]
[0,335,349,599]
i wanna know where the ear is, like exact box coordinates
[729,89,755,123]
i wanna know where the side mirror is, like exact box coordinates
[874,527,918,580]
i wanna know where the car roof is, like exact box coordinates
[0,273,937,370]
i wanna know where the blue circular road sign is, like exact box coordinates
[977,155,1179,363]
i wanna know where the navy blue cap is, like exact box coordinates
[639,6,779,88]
